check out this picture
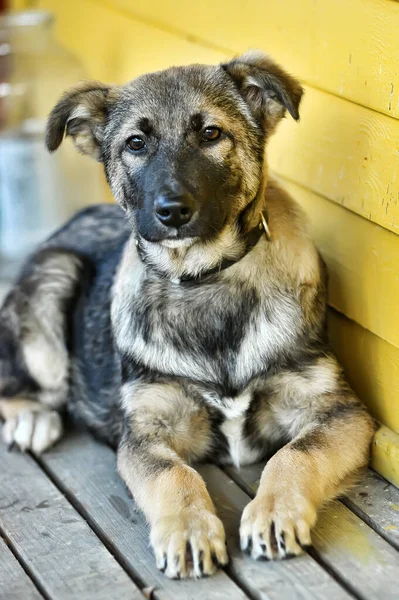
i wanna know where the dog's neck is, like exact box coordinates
[136,216,268,283]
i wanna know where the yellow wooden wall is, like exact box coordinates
[13,0,399,484]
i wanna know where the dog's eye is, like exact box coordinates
[202,127,221,142]
[126,136,146,152]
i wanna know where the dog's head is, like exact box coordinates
[46,51,303,245]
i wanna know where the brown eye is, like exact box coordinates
[126,136,146,152]
[202,127,222,142]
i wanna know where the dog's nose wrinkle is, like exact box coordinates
[155,196,193,228]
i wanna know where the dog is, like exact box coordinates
[0,51,374,579]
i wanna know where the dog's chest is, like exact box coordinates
[204,391,264,467]
[114,275,302,387]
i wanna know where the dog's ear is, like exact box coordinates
[222,51,304,131]
[46,81,115,161]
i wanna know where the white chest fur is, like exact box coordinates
[203,391,263,467]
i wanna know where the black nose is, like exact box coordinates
[154,196,194,228]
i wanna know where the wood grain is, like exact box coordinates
[268,85,399,235]
[0,434,143,600]
[345,469,399,549]
[226,463,399,600]
[39,432,250,600]
[0,537,43,600]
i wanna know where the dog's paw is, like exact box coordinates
[240,492,316,561]
[1,409,63,455]
[150,509,228,579]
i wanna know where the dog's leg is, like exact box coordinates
[117,382,228,579]
[0,248,88,453]
[0,248,86,403]
[240,355,375,560]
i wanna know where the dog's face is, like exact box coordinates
[46,52,303,244]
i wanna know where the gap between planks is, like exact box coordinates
[341,470,399,551]
[0,534,45,600]
[32,452,152,596]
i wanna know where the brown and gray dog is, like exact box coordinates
[0,51,374,579]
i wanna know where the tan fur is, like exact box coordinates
[265,180,321,286]
[46,81,114,160]
[118,448,228,578]
[241,409,374,560]
[123,382,213,461]
[17,251,83,407]
[225,50,304,131]
[116,381,228,577]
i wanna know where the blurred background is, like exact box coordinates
[0,0,398,485]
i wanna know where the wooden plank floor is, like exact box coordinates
[1,431,399,600]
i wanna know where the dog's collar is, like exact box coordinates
[137,211,271,285]
[177,210,271,284]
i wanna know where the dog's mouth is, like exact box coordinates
[137,224,199,246]
[138,227,199,250]
[159,237,198,249]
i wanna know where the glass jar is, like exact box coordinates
[0,10,104,271]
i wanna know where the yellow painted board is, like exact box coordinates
[10,0,34,9]
[372,426,399,489]
[34,0,226,84]
[268,85,399,235]
[113,0,399,119]
[328,310,399,436]
[279,178,399,350]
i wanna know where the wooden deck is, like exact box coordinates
[1,430,398,600]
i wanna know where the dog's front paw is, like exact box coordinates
[240,492,316,561]
[150,509,228,579]
[1,408,63,455]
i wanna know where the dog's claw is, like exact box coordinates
[240,495,316,561]
[151,510,227,579]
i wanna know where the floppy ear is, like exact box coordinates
[46,81,113,161]
[222,51,304,131]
